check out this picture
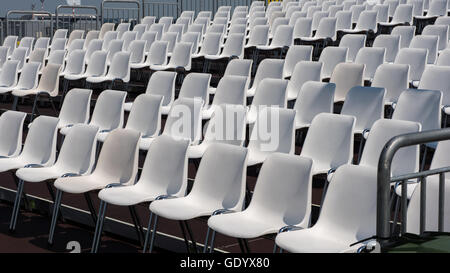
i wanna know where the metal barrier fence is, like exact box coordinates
[377,128,450,250]
[55,5,99,33]
[5,10,53,41]
[102,0,141,25]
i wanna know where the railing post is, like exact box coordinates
[439,173,445,232]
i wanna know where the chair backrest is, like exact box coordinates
[138,134,190,197]
[34,37,50,52]
[372,63,409,104]
[0,60,19,87]
[312,11,330,31]
[248,107,296,155]
[301,113,355,172]
[294,81,335,128]
[392,4,413,24]
[437,49,450,66]
[18,37,35,57]
[330,62,364,102]
[21,115,59,166]
[329,4,345,17]
[288,61,323,100]
[66,39,85,53]
[85,50,107,77]
[141,31,158,53]
[354,47,386,80]
[121,31,138,51]
[318,46,348,79]
[341,86,386,133]
[148,23,165,40]
[246,153,313,228]
[128,40,146,64]
[116,23,131,39]
[148,41,168,66]
[356,10,377,31]
[251,59,285,91]
[247,25,270,46]
[168,24,185,40]
[427,0,448,16]
[15,62,40,90]
[168,42,192,69]
[391,25,415,48]
[10,48,28,71]
[159,17,173,32]
[394,48,427,82]
[393,88,442,132]
[213,75,248,106]
[85,39,103,63]
[373,34,400,63]
[107,52,131,82]
[67,30,85,47]
[200,33,222,55]
[339,34,366,62]
[47,50,65,71]
[142,16,157,27]
[28,48,46,69]
[350,4,366,23]
[187,143,248,212]
[133,24,148,39]
[126,94,163,138]
[90,90,126,131]
[38,63,61,96]
[102,31,119,51]
[64,49,86,75]
[99,23,115,39]
[59,88,92,128]
[163,97,203,144]
[335,10,352,30]
[314,17,337,40]
[360,119,421,173]
[145,71,177,107]
[203,104,247,147]
[0,111,26,157]
[418,66,450,105]
[84,30,100,49]
[283,45,313,79]
[178,73,211,105]
[50,38,67,52]
[422,25,448,51]
[224,59,252,89]
[249,79,288,117]
[0,46,9,68]
[94,128,140,185]
[56,124,99,175]
[222,33,245,59]
[409,35,439,64]
[373,4,389,22]
[106,39,124,65]
[181,32,200,54]
[3,36,18,57]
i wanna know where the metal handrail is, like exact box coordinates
[55,5,99,31]
[6,10,53,37]
[101,0,142,24]
[377,128,450,249]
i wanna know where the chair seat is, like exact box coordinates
[275,227,353,253]
[139,137,155,150]
[208,211,288,239]
[54,173,114,194]
[124,102,133,112]
[86,76,111,83]
[130,63,148,69]
[0,86,15,94]
[248,149,270,166]
[187,143,210,158]
[150,196,221,221]
[256,45,282,51]
[15,165,71,183]
[98,183,168,206]
[12,88,45,97]
[0,155,43,173]
[64,74,84,81]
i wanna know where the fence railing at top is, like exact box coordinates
[377,128,450,251]
[55,5,99,34]
[102,0,141,25]
[5,10,53,41]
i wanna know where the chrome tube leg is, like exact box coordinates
[11,96,18,110]
[142,212,154,253]
[29,94,40,123]
[272,242,278,253]
[9,179,25,232]
[203,227,211,253]
[148,214,159,253]
[91,201,108,253]
[48,190,63,245]
[208,230,216,253]
[183,220,198,253]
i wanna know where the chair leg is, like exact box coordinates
[48,96,58,115]
[357,136,365,164]
[48,189,63,245]
[320,178,330,211]
[29,94,40,123]
[179,221,192,253]
[60,79,69,109]
[148,214,159,253]
[91,200,108,253]
[84,192,98,225]
[129,206,145,247]
[142,211,154,253]
[9,179,25,232]
[203,227,211,253]
[391,195,400,237]
[420,145,428,171]
[11,96,19,110]
[273,242,279,253]
[208,230,216,253]
[183,220,198,253]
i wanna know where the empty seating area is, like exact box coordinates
[1,0,450,254]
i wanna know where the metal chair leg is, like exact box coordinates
[91,201,108,253]
[48,189,63,245]
[12,96,19,110]
[142,211,154,253]
[148,214,159,253]
[208,230,216,253]
[203,227,211,253]
[9,179,25,232]
[29,94,40,123]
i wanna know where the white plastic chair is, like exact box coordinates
[318,46,348,80]
[247,107,296,166]
[418,66,450,110]
[338,34,366,62]
[287,61,323,101]
[99,23,115,40]
[0,60,19,93]
[141,31,158,55]
[341,86,386,134]
[10,48,28,72]
[121,31,138,51]
[84,39,103,64]
[394,48,427,85]
[293,81,336,130]
[372,63,410,105]
[13,124,98,231]
[116,23,131,39]
[247,79,288,124]
[128,40,147,69]
[18,37,35,58]
[3,36,18,58]
[422,25,448,51]
[437,49,450,66]
[330,62,364,102]
[206,153,313,252]
[354,47,386,81]
[101,31,118,51]
[148,23,165,40]
[151,42,192,72]
[373,34,401,63]
[83,30,100,50]
[145,143,248,253]
[67,30,85,47]
[247,58,284,97]
[410,35,439,64]
[83,51,108,83]
[9,62,40,105]
[169,73,211,114]
[86,51,131,88]
[58,88,92,130]
[159,17,173,32]
[300,113,355,175]
[391,25,415,48]
[209,59,252,95]
[282,45,313,79]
